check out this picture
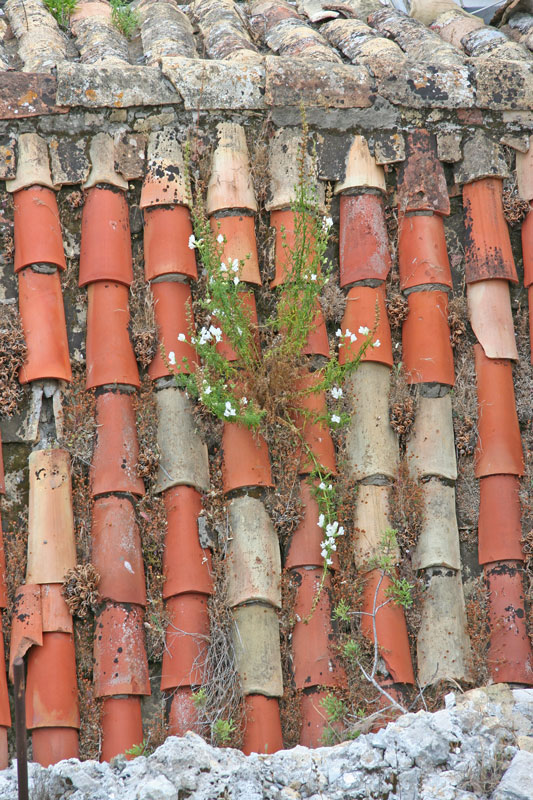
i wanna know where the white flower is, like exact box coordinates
[224,401,236,418]
[209,325,223,343]
[203,385,212,395]
[188,234,196,250]
[373,339,381,348]
[220,262,228,273]
[337,526,344,536]
[321,548,328,559]
[310,273,317,281]
[168,351,176,365]
[326,521,339,536]
[177,333,186,342]
[335,329,342,338]
[351,333,357,343]
[329,543,337,551]
[317,513,325,529]
[217,233,224,244]
[326,557,333,566]
[323,216,333,229]
[331,386,342,400]
[233,276,239,285]
[232,259,239,271]
[199,327,213,345]
[318,481,326,490]
[331,414,341,424]
[359,326,370,336]
[345,328,352,338]
[241,397,248,405]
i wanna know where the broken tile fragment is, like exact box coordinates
[49,138,90,186]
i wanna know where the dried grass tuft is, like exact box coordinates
[62,563,100,618]
[0,302,27,418]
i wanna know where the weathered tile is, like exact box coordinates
[397,129,450,216]
[344,363,399,481]
[372,61,474,109]
[516,136,533,201]
[406,394,457,481]
[373,132,405,164]
[266,128,324,211]
[207,123,257,214]
[49,138,90,186]
[353,484,397,568]
[232,604,283,697]
[467,279,518,360]
[413,480,461,571]
[56,63,179,108]
[84,132,128,190]
[226,495,281,609]
[155,387,210,493]
[6,133,55,193]
[454,130,509,185]
[265,56,374,108]
[334,135,385,193]
[474,58,533,110]
[436,130,462,163]
[141,128,189,209]
[417,569,472,684]
[114,132,146,180]
[161,56,265,110]
[462,178,517,283]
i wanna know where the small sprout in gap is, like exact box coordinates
[44,0,77,27]
[320,693,346,723]
[333,598,351,623]
[212,718,236,746]
[192,687,208,709]
[124,738,148,758]
[110,0,140,38]
[343,638,361,661]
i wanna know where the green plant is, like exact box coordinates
[192,687,208,709]
[44,0,77,27]
[172,124,380,615]
[212,718,236,746]
[124,738,148,758]
[110,0,139,37]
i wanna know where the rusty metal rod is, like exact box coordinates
[13,657,28,800]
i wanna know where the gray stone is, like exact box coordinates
[49,137,90,185]
[373,61,475,109]
[436,131,463,163]
[56,64,179,109]
[374,131,405,164]
[454,129,509,185]
[493,751,533,800]
[135,775,178,800]
[114,132,147,180]
[474,59,533,111]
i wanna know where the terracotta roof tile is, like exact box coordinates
[85,282,140,389]
[70,0,130,65]
[25,632,80,729]
[93,603,150,697]
[398,213,452,290]
[167,689,200,738]
[100,696,143,762]
[13,187,66,272]
[478,475,524,564]
[462,178,518,283]
[242,696,283,755]
[339,194,392,285]
[396,130,450,216]
[80,187,133,286]
[402,290,455,386]
[285,478,339,570]
[30,728,79,769]
[90,392,145,497]
[138,0,198,64]
[161,593,210,690]
[221,423,273,492]
[162,487,213,598]
[144,206,197,282]
[467,279,518,360]
[340,285,393,367]
[148,281,197,380]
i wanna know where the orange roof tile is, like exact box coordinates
[161,593,210,690]
[163,486,213,598]
[148,281,197,380]
[13,186,66,272]
[398,213,452,290]
[402,290,455,385]
[80,188,133,287]
[143,205,197,282]
[86,282,140,389]
[339,194,392,285]
[463,178,518,283]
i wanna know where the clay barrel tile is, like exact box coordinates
[0,728,6,772]
[406,394,457,481]
[270,210,317,289]
[467,279,518,360]
[83,133,128,191]
[93,603,150,697]
[412,480,461,571]
[226,496,281,609]
[79,187,133,286]
[148,281,197,380]
[302,302,329,358]
[344,364,399,482]
[478,475,524,564]
[334,136,386,195]
[161,593,210,690]
[0,511,7,608]
[360,569,415,685]
[163,486,213,598]
[339,285,393,367]
[515,137,533,201]
[222,423,273,493]
[462,178,518,284]
[398,214,452,290]
[292,568,346,689]
[210,214,261,286]
[484,561,533,685]
[299,689,330,748]
[215,291,259,362]
[353,484,397,568]
[5,133,56,194]
[13,187,66,272]
[285,478,339,570]
[91,495,147,605]
[100,696,143,762]
[522,204,533,288]
[155,387,210,494]
[474,344,524,477]
[339,194,392,286]
[25,632,80,729]
[31,729,80,768]
[18,268,72,384]
[416,569,472,685]
[90,392,145,497]
[26,450,76,585]
[242,695,283,755]
[232,604,283,697]
[143,206,197,281]
[9,584,42,680]
[402,290,455,386]
[528,286,533,363]
[396,130,450,217]
[41,584,73,633]
[293,373,337,476]
[207,123,257,215]
[168,688,201,738]
[86,282,140,389]
[140,129,189,209]
[266,128,325,214]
